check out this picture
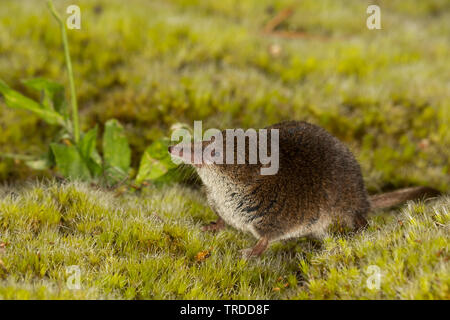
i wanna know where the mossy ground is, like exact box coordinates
[0,0,449,191]
[0,181,448,299]
[0,0,449,299]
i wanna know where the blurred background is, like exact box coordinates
[0,0,449,191]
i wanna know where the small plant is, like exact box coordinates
[0,1,176,186]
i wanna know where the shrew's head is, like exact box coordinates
[168,131,266,181]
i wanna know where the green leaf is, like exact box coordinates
[25,159,51,170]
[22,78,63,94]
[22,78,66,116]
[50,143,91,180]
[24,149,54,171]
[0,78,64,125]
[78,126,102,177]
[136,138,178,183]
[79,126,101,163]
[103,119,131,183]
[0,153,36,161]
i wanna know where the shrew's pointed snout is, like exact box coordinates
[168,143,201,166]
[168,144,184,158]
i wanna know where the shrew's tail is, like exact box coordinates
[370,186,441,210]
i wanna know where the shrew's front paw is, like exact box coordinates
[239,247,256,259]
[201,217,225,232]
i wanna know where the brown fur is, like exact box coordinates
[370,186,440,209]
[169,121,440,257]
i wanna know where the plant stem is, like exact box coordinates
[47,0,80,144]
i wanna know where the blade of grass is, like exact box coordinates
[47,0,80,144]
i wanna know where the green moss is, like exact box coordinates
[0,181,448,299]
[0,0,448,190]
[0,0,448,299]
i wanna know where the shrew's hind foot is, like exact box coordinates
[201,217,225,232]
[240,237,269,259]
